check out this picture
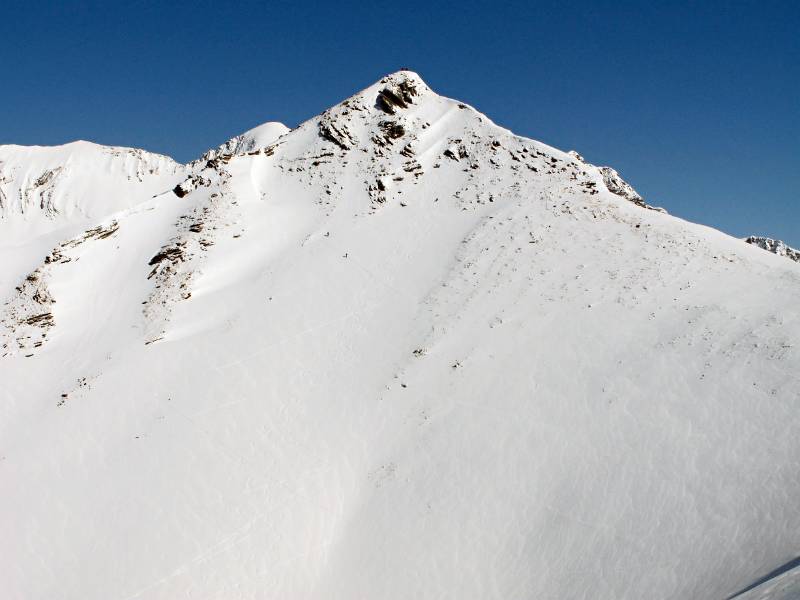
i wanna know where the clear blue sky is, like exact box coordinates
[2,0,797,245]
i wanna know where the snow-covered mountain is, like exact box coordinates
[0,141,185,235]
[1,71,798,600]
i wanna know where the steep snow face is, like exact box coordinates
[1,71,799,600]
[746,236,800,263]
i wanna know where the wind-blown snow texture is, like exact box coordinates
[1,71,798,600]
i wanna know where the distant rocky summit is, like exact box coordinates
[745,236,800,263]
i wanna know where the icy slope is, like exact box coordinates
[1,71,799,600]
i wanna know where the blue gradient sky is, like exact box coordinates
[2,1,797,245]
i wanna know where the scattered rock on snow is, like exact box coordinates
[318,115,357,150]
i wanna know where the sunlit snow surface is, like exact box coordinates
[1,72,798,600]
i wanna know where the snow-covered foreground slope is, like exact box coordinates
[1,71,798,600]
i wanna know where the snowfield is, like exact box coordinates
[1,71,798,600]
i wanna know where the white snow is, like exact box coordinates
[1,70,798,600]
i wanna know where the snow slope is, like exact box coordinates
[1,71,798,600]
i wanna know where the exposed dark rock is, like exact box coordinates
[148,243,186,274]
[173,176,209,198]
[376,79,418,114]
[80,221,120,241]
[380,121,405,140]
[25,313,54,327]
[318,118,356,150]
